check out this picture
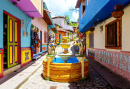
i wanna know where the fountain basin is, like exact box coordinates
[60,43,70,49]
[43,59,89,82]
[62,36,69,39]
[57,53,73,63]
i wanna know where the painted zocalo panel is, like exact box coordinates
[21,48,31,66]
[0,49,3,78]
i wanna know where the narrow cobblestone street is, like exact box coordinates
[19,42,112,89]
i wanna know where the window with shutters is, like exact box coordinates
[105,19,121,49]
[81,1,85,19]
[89,32,94,48]
[87,0,90,6]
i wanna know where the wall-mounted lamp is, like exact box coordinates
[12,2,17,5]
[31,17,34,19]
[100,26,103,32]
[17,0,20,3]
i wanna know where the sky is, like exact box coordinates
[44,0,79,22]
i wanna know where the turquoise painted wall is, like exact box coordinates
[42,45,48,52]
[0,0,31,48]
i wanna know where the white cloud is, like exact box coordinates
[44,0,78,21]
[70,11,79,22]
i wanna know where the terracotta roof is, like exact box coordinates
[75,0,85,8]
[52,16,65,19]
[56,28,66,32]
[43,10,52,25]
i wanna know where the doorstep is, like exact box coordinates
[4,64,21,76]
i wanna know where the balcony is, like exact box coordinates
[79,0,130,32]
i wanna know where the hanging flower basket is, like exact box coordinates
[112,10,124,18]
[112,4,124,18]
[89,27,95,31]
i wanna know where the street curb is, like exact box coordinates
[86,56,130,89]
[0,53,47,89]
[16,63,43,89]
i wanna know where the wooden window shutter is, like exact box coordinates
[106,22,117,46]
[89,32,94,48]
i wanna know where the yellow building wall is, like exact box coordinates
[31,0,43,17]
[94,5,130,51]
[86,31,94,48]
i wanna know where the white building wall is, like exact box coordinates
[94,5,130,51]
[122,5,130,51]
[52,18,67,26]
[32,18,47,44]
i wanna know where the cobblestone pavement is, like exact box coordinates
[19,65,112,89]
[19,42,112,89]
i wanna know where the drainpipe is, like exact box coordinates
[47,25,50,51]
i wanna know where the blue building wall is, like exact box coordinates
[79,0,130,32]
[42,45,48,52]
[0,0,31,48]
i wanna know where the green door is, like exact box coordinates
[7,15,18,68]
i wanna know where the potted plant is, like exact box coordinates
[89,27,95,31]
[75,52,79,56]
[76,46,85,62]
[45,54,55,80]
[76,54,86,62]
[46,54,55,62]
[112,4,124,18]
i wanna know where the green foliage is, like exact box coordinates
[75,52,79,54]
[65,15,70,22]
[55,24,62,28]
[31,24,35,29]
[45,77,50,80]
[81,77,86,81]
[46,55,55,57]
[69,22,77,26]
[77,55,85,57]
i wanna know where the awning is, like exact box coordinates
[9,0,42,17]
[56,28,66,32]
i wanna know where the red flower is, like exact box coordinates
[114,4,124,11]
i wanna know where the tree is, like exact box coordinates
[65,15,70,22]
[70,22,77,26]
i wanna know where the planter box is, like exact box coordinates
[112,11,124,18]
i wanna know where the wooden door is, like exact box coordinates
[7,15,18,68]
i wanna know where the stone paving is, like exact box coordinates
[19,42,112,89]
[19,65,112,89]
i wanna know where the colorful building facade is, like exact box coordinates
[0,0,43,78]
[31,18,48,55]
[76,0,130,80]
[52,16,74,43]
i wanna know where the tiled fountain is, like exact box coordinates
[43,36,89,82]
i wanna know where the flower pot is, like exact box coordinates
[77,56,86,62]
[46,56,55,62]
[112,11,124,18]
[89,27,95,31]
